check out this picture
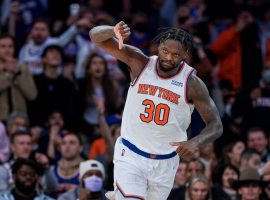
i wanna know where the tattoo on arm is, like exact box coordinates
[188,74,223,144]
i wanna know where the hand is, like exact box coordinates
[79,188,92,200]
[170,140,200,160]
[3,58,19,74]
[94,96,105,116]
[35,153,49,169]
[31,126,42,143]
[113,21,130,50]
[76,18,91,29]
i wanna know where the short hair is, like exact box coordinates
[153,27,194,56]
[247,127,267,138]
[241,148,261,160]
[12,158,43,176]
[62,131,82,145]
[10,129,31,144]
[6,112,29,127]
[0,34,14,42]
[32,18,49,28]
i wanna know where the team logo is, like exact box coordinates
[150,154,157,159]
[171,80,183,87]
[121,149,125,156]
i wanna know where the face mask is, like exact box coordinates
[262,69,270,84]
[84,175,103,192]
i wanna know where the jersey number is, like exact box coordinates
[140,99,170,126]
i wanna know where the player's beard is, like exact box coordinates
[158,58,179,72]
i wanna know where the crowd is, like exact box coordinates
[0,0,270,199]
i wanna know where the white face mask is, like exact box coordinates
[84,175,103,192]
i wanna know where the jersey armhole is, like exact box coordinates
[184,69,196,104]
[130,57,151,87]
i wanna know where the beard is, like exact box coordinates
[15,179,36,194]
[158,58,180,72]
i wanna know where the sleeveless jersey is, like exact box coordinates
[121,55,195,154]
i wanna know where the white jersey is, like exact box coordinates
[121,55,195,154]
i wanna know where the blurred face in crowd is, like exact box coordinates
[238,182,261,200]
[199,143,214,158]
[81,169,103,185]
[11,135,32,159]
[31,21,49,44]
[222,167,239,189]
[88,55,106,79]
[187,160,204,181]
[0,37,14,61]
[240,153,261,170]
[14,164,38,194]
[48,112,64,128]
[247,131,268,154]
[189,181,209,200]
[60,134,82,160]
[8,116,28,135]
[228,141,245,166]
[43,48,62,67]
[175,162,187,187]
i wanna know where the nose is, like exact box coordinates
[165,53,173,61]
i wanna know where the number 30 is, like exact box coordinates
[140,99,170,126]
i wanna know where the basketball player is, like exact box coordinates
[89,21,223,200]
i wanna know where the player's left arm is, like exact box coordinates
[188,74,223,144]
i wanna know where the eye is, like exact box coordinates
[162,49,168,54]
[173,53,180,58]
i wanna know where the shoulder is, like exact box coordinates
[187,73,209,101]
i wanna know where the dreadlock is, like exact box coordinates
[153,27,194,56]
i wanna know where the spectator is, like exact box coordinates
[239,148,262,171]
[18,18,90,74]
[0,158,54,200]
[78,53,122,133]
[232,167,267,200]
[221,140,245,168]
[50,132,83,195]
[6,112,29,135]
[58,159,107,200]
[246,127,270,165]
[28,44,78,129]
[0,130,53,192]
[186,159,205,182]
[210,6,262,90]
[212,163,239,200]
[0,34,37,122]
[169,173,212,200]
[173,161,188,188]
[0,122,9,164]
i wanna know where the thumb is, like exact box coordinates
[118,37,123,50]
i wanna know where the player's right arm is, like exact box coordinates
[89,21,149,80]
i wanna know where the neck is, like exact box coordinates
[92,77,102,86]
[157,60,180,77]
[14,188,35,198]
[44,65,58,78]
[61,156,82,166]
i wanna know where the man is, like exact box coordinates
[28,44,78,128]
[18,18,90,74]
[0,130,52,192]
[58,160,107,200]
[6,112,29,135]
[0,34,37,121]
[233,167,267,200]
[247,127,270,165]
[0,158,54,200]
[89,21,223,199]
[51,132,83,195]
